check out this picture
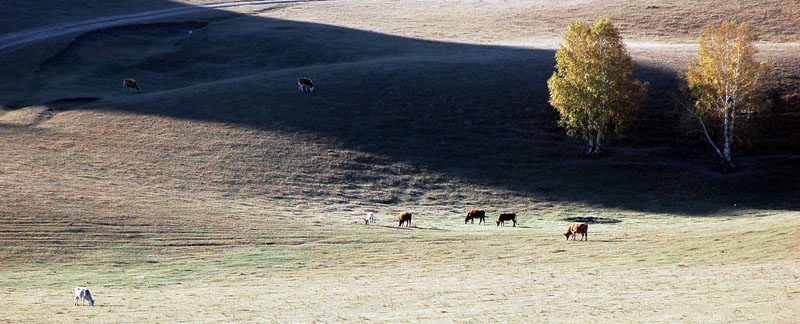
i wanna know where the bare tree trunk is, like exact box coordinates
[585,130,603,158]
[673,95,730,168]
[723,108,730,160]
[722,106,735,171]
[595,131,602,153]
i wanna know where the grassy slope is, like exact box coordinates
[1,1,800,323]
[269,0,800,43]
[0,0,225,34]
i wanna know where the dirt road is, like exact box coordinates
[0,0,323,52]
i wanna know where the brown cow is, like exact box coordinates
[465,209,486,224]
[398,212,412,227]
[122,78,140,92]
[496,212,517,227]
[564,223,588,241]
[297,77,314,92]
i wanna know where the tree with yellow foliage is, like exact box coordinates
[547,18,648,157]
[683,21,769,171]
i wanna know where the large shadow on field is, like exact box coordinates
[2,0,798,215]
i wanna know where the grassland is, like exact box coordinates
[2,214,798,323]
[1,0,799,323]
[0,0,227,34]
[268,0,800,43]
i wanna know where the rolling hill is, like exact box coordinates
[1,1,799,322]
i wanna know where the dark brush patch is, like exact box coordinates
[562,217,621,224]
[46,97,100,104]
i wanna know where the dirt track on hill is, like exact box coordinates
[0,0,326,52]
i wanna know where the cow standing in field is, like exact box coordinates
[74,286,95,306]
[122,78,140,92]
[465,209,486,224]
[398,212,412,227]
[364,212,375,225]
[297,77,314,92]
[564,223,588,241]
[496,212,517,227]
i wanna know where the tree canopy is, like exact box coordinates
[547,18,648,157]
[684,21,769,171]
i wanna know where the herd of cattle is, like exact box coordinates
[104,77,587,308]
[367,209,589,241]
[74,210,587,307]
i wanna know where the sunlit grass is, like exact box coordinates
[1,1,799,322]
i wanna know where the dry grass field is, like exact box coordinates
[1,1,799,323]
[267,0,800,43]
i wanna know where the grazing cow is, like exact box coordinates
[496,212,517,227]
[397,212,412,227]
[74,286,95,306]
[465,209,486,225]
[364,212,375,225]
[297,77,314,92]
[564,223,588,241]
[122,78,140,92]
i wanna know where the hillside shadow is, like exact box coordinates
[4,0,799,216]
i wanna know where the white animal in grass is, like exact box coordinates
[364,212,375,225]
[74,286,95,306]
[297,77,314,92]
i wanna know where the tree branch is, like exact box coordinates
[672,94,725,160]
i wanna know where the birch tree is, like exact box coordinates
[683,21,769,171]
[547,18,648,157]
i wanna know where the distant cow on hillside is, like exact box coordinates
[74,286,95,306]
[297,77,314,92]
[564,223,588,241]
[122,78,140,92]
[496,212,517,227]
[398,212,412,227]
[465,209,486,224]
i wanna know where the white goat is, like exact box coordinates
[74,286,95,306]
[364,212,375,225]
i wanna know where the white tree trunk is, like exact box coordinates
[722,105,735,170]
[595,131,602,153]
[585,130,603,157]
[674,95,730,168]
